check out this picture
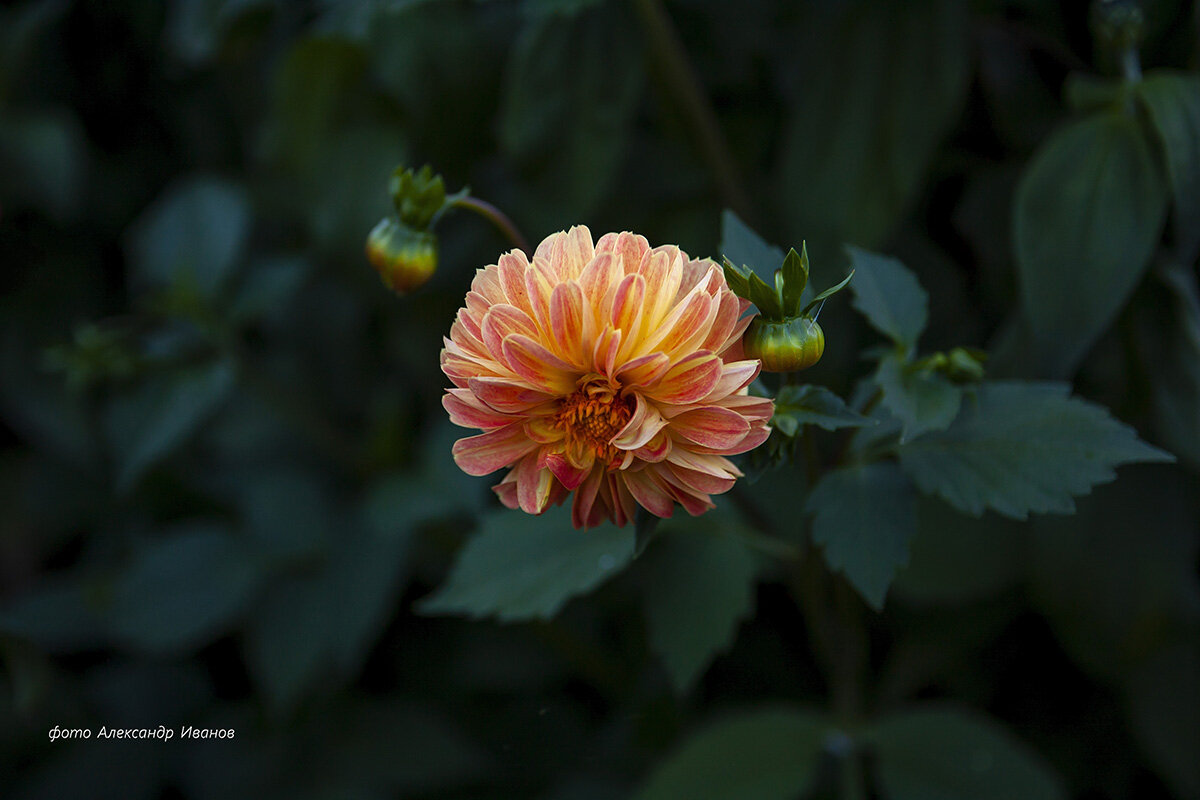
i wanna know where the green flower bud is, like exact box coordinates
[743,315,825,373]
[366,217,437,294]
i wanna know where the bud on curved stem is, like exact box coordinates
[366,218,437,294]
[722,242,852,373]
[367,164,531,296]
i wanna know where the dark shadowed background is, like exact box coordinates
[1,0,1198,798]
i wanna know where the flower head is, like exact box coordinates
[442,226,773,529]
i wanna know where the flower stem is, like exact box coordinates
[630,0,755,222]
[451,195,531,256]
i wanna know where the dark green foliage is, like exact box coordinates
[2,1,1198,799]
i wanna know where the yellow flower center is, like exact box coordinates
[553,381,633,466]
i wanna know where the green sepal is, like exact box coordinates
[721,257,753,299]
[781,244,809,316]
[389,164,447,230]
[801,270,855,318]
[747,271,784,319]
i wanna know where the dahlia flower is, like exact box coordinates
[441,226,773,529]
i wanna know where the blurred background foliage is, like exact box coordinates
[1,0,1198,798]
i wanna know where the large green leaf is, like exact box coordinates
[638,520,759,691]
[1137,72,1200,256]
[898,381,1173,519]
[771,384,874,437]
[635,708,828,800]
[1014,112,1168,375]
[847,246,929,352]
[1149,263,1200,468]
[0,573,110,653]
[875,354,962,442]
[126,176,252,298]
[264,36,367,170]
[1029,465,1200,683]
[164,0,273,65]
[776,0,969,249]
[107,525,263,655]
[499,2,643,221]
[867,706,1066,800]
[0,111,86,219]
[892,496,1026,605]
[418,504,635,622]
[806,462,916,610]
[307,125,409,256]
[244,471,453,712]
[719,210,786,285]
[103,359,236,491]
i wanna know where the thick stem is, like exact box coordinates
[630,0,755,222]
[452,196,531,256]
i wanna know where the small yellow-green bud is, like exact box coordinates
[743,315,825,373]
[366,217,437,295]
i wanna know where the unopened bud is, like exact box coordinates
[366,217,437,294]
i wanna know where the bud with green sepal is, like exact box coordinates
[365,164,454,295]
[722,243,853,373]
[910,346,988,386]
[368,164,529,296]
[366,218,438,295]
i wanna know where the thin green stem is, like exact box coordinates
[630,0,755,222]
[452,196,530,256]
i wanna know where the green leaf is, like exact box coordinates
[126,176,252,298]
[308,125,409,255]
[806,462,916,610]
[719,209,786,286]
[867,706,1066,800]
[875,354,963,442]
[892,496,1025,605]
[499,3,643,219]
[245,471,451,712]
[228,255,312,323]
[0,0,68,99]
[635,708,828,800]
[780,246,809,316]
[165,0,273,66]
[1014,113,1168,375]
[846,246,928,351]
[720,258,752,299]
[898,381,1173,519]
[265,35,368,169]
[0,111,86,220]
[639,521,758,691]
[776,0,969,248]
[1128,639,1200,799]
[1148,263,1200,468]
[772,384,874,437]
[799,269,855,318]
[1028,465,1200,682]
[104,359,236,491]
[0,573,110,653]
[418,504,634,622]
[107,525,262,655]
[1136,72,1200,257]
